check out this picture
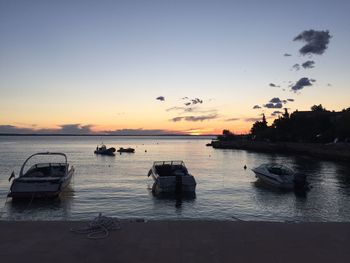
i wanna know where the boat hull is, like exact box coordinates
[8,168,74,199]
[151,173,196,194]
[253,171,294,189]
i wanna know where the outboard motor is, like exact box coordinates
[174,170,183,194]
[294,173,308,190]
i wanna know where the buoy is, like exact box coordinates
[244,165,247,170]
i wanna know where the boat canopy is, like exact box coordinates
[19,152,68,177]
[153,161,185,166]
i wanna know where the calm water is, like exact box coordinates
[0,136,350,222]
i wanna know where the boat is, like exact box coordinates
[252,163,308,190]
[147,161,196,194]
[8,152,75,199]
[94,144,116,156]
[117,147,135,153]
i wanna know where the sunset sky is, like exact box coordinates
[1,0,349,135]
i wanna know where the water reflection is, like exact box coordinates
[152,191,196,211]
[5,187,74,220]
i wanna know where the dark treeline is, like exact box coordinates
[219,105,350,143]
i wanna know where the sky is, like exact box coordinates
[0,0,349,135]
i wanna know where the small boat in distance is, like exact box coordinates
[252,164,308,190]
[8,152,74,199]
[117,147,135,153]
[94,144,116,156]
[148,161,196,194]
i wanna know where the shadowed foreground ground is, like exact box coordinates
[1,220,350,263]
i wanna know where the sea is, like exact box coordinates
[0,136,350,222]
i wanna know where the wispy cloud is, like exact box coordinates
[269,83,280,87]
[225,118,240,121]
[0,124,94,134]
[244,117,261,122]
[292,63,300,71]
[170,113,218,122]
[102,128,183,135]
[302,60,315,69]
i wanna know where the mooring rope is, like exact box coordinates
[70,213,121,239]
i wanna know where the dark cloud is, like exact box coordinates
[253,105,261,109]
[181,97,188,100]
[294,30,331,55]
[292,63,300,71]
[156,96,165,101]
[225,118,240,122]
[184,102,191,106]
[269,97,282,103]
[264,102,283,109]
[269,83,280,88]
[170,114,218,122]
[302,60,315,69]
[287,98,294,102]
[284,53,292,57]
[291,77,314,92]
[191,98,203,105]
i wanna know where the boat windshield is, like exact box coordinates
[153,161,188,177]
[266,164,294,175]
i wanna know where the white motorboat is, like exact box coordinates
[252,164,308,190]
[8,152,75,199]
[147,161,196,194]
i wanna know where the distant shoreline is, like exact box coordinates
[0,134,217,137]
[210,140,350,162]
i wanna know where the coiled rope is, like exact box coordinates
[70,213,121,239]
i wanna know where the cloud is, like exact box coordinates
[287,98,294,102]
[166,107,184,112]
[184,102,191,106]
[294,30,331,55]
[284,53,292,57]
[253,105,261,109]
[0,124,94,134]
[191,98,203,105]
[244,117,262,122]
[264,102,283,109]
[302,60,315,69]
[269,97,282,103]
[291,77,315,92]
[269,83,280,87]
[262,97,284,109]
[103,128,182,135]
[292,63,300,71]
[271,111,283,116]
[170,114,218,122]
[156,96,165,101]
[225,118,240,121]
